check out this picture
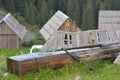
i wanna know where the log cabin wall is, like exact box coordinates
[39,10,81,41]
[0,22,20,49]
[99,10,120,30]
[41,29,120,51]
[58,19,80,32]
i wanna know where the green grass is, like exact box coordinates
[0,47,120,80]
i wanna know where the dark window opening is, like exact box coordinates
[65,34,67,39]
[64,34,72,44]
[64,34,68,44]
[69,35,72,44]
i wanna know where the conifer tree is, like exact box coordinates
[113,0,120,10]
[2,0,15,12]
[104,0,113,10]
[67,0,80,26]
[36,0,42,11]
[81,0,95,30]
[40,0,48,27]
[99,1,106,10]
[56,0,67,12]
[24,2,37,25]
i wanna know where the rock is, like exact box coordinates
[74,76,81,80]
[114,54,120,65]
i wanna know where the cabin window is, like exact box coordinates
[97,32,100,42]
[64,34,68,44]
[69,35,72,44]
[64,34,72,44]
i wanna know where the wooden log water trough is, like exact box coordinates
[7,43,120,76]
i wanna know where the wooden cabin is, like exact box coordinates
[41,29,120,51]
[39,10,81,41]
[0,13,27,49]
[98,10,120,30]
[40,10,120,51]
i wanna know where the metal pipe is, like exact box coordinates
[61,48,94,71]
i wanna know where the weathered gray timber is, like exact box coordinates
[39,10,80,41]
[7,44,120,76]
[42,29,120,51]
[0,13,27,49]
[99,10,120,30]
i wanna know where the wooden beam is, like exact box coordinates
[7,53,75,76]
[7,44,120,76]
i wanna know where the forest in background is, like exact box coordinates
[0,0,120,30]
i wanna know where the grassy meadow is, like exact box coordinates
[0,47,120,80]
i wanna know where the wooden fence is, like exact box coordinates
[41,29,120,51]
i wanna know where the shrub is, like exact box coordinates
[31,37,45,45]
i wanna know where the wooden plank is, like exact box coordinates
[115,30,120,39]
[55,11,68,21]
[76,34,80,47]
[39,28,50,41]
[81,32,89,46]
[4,14,27,40]
[42,29,120,51]
[71,34,77,48]
[51,15,64,27]
[98,31,108,43]
[7,44,120,76]
[0,35,5,48]
[99,11,120,30]
[47,19,59,30]
[7,52,74,76]
[43,24,54,35]
[110,30,119,42]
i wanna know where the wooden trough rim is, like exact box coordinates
[9,47,100,62]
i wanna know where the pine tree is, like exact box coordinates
[99,1,106,10]
[40,0,48,27]
[67,0,80,26]
[47,0,56,19]
[47,0,55,11]
[67,0,74,19]
[24,2,37,25]
[0,0,2,7]
[113,0,120,10]
[24,3,29,21]
[104,0,114,10]
[78,0,87,25]
[81,0,95,30]
[14,0,28,15]
[56,0,67,12]
[2,0,15,12]
[36,0,42,11]
[94,0,101,28]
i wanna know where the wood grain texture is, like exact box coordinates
[7,44,120,76]
[42,29,120,51]
[7,53,74,76]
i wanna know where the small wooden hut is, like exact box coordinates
[98,10,120,30]
[0,13,27,49]
[39,10,81,41]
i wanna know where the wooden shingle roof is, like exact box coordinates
[39,10,69,41]
[98,10,120,30]
[0,13,27,40]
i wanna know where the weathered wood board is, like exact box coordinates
[42,29,120,51]
[7,51,76,76]
[7,44,120,76]
[98,10,120,30]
